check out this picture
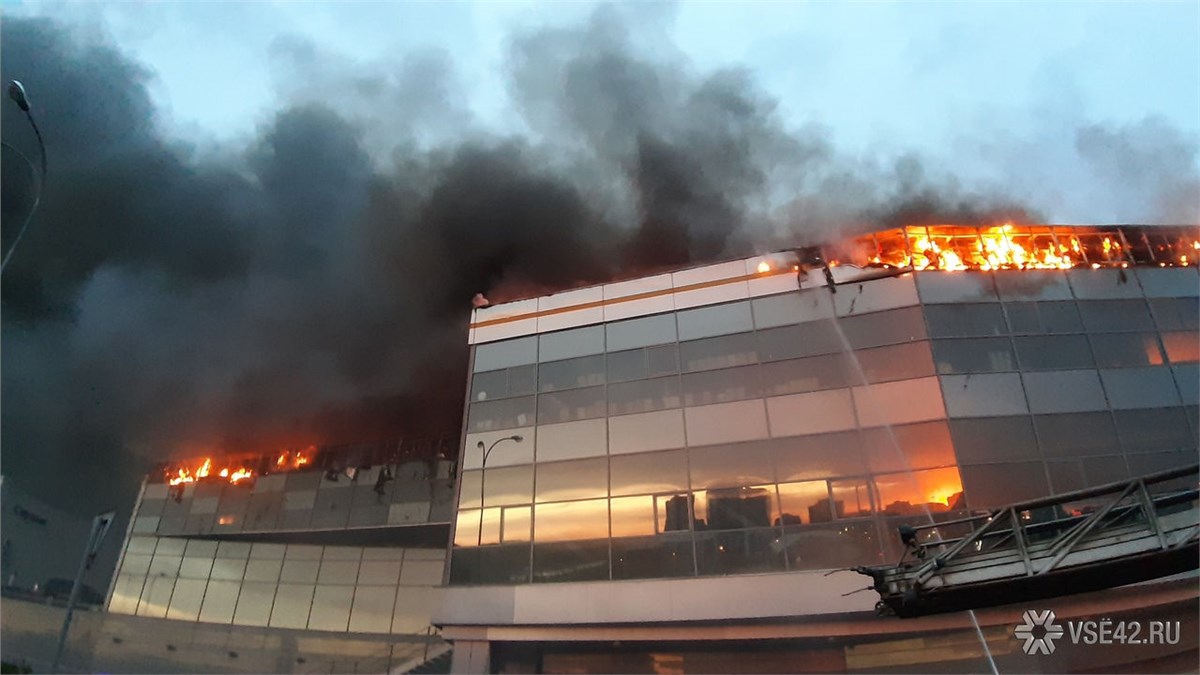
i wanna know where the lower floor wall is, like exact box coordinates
[1,598,446,674]
[443,578,1198,674]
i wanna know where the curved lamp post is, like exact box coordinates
[476,435,523,546]
[2,80,48,273]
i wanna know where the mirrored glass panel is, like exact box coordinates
[695,527,785,576]
[609,450,688,497]
[854,341,937,382]
[757,321,842,362]
[1113,407,1195,453]
[606,313,677,351]
[1078,299,1155,332]
[682,365,762,406]
[925,304,1006,338]
[677,301,754,341]
[830,479,873,518]
[539,325,605,363]
[933,338,1016,374]
[949,416,1039,463]
[679,332,759,372]
[269,583,315,629]
[688,442,775,490]
[759,354,849,396]
[781,521,881,571]
[1005,301,1084,335]
[1162,331,1200,364]
[468,396,535,432]
[538,355,606,392]
[840,306,928,347]
[773,432,865,481]
[611,533,694,580]
[1090,333,1166,368]
[1013,335,1095,371]
[874,466,964,516]
[1034,412,1121,457]
[535,458,608,502]
[960,462,1051,509]
[538,386,605,424]
[861,421,956,473]
[532,540,610,583]
[610,495,656,537]
[503,506,532,543]
[694,486,778,530]
[777,480,832,525]
[533,499,610,542]
[607,376,682,416]
[1150,297,1200,331]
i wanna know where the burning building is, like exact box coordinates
[435,224,1199,673]
[96,435,458,672]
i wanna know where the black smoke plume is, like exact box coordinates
[1,7,1195,527]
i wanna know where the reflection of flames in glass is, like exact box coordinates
[839,224,1199,271]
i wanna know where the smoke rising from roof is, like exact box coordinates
[1,9,1197,516]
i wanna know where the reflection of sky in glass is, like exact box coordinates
[873,466,964,515]
[610,495,655,538]
[534,500,608,542]
[778,480,830,525]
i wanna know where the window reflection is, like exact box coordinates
[924,303,1006,338]
[830,479,873,518]
[657,494,692,532]
[695,528,785,576]
[1090,333,1166,367]
[682,366,762,406]
[1034,412,1121,457]
[855,342,937,382]
[538,386,606,424]
[468,396,535,432]
[777,480,831,525]
[503,506,531,543]
[780,521,882,571]
[872,467,964,516]
[607,376,682,416]
[933,338,1016,374]
[534,500,610,542]
[1005,301,1083,334]
[1150,297,1200,331]
[759,354,849,396]
[539,355,606,392]
[688,442,775,490]
[1161,332,1199,364]
[1013,335,1095,370]
[757,322,839,362]
[861,421,955,473]
[610,451,688,497]
[610,495,656,538]
[679,333,759,372]
[693,486,778,531]
[535,458,608,502]
[612,534,694,580]
[773,432,864,481]
[1078,300,1155,332]
[840,306,928,347]
[533,540,610,583]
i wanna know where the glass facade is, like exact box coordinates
[451,268,1200,585]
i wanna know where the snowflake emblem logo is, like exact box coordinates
[1015,609,1064,655]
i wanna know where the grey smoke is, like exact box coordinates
[1,8,1196,525]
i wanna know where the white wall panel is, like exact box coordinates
[535,418,607,462]
[537,286,605,333]
[765,389,857,437]
[746,256,800,298]
[672,260,749,309]
[608,409,686,455]
[834,274,919,317]
[684,399,769,446]
[603,273,674,322]
[472,299,539,344]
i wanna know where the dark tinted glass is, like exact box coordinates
[605,349,644,383]
[949,416,1039,463]
[532,540,610,583]
[781,521,881,571]
[538,355,605,392]
[1149,297,1200,331]
[1082,456,1129,486]
[1013,335,1095,370]
[646,344,680,378]
[611,534,694,580]
[607,376,681,416]
[682,365,762,407]
[1034,412,1121,458]
[757,321,843,361]
[468,396,535,432]
[1005,301,1083,335]
[679,333,759,372]
[759,354,850,396]
[924,304,1006,338]
[537,386,605,424]
[449,544,531,585]
[1162,332,1200,364]
[840,306,927,348]
[830,479,873,518]
[1090,333,1167,368]
[1045,460,1087,494]
[481,465,534,506]
[695,528,785,576]
[1113,408,1196,453]
[960,462,1051,509]
[854,341,937,382]
[695,486,778,530]
[932,338,1016,374]
[1078,300,1155,332]
[470,370,508,402]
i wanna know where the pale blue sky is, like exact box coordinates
[6,0,1200,222]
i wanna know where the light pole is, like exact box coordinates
[476,435,523,546]
[2,80,48,273]
[52,510,116,673]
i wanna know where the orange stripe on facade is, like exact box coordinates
[470,266,797,329]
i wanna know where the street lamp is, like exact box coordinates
[2,80,49,273]
[476,435,523,546]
